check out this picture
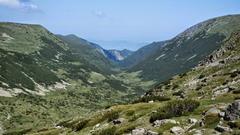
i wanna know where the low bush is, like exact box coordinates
[107,111,120,122]
[233,90,240,94]
[172,91,184,96]
[3,128,32,135]
[115,123,138,135]
[149,99,200,123]
[94,126,117,135]
[198,74,205,79]
[204,114,220,128]
[73,119,90,131]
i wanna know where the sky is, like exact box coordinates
[0,0,240,50]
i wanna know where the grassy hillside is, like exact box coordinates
[0,23,154,133]
[28,30,240,135]
[120,41,167,68]
[57,34,115,74]
[128,15,240,83]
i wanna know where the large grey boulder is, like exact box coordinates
[153,119,178,127]
[188,118,198,124]
[224,100,240,121]
[131,128,158,135]
[205,107,221,116]
[132,128,146,135]
[215,124,232,132]
[170,126,184,135]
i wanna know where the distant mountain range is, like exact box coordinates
[58,34,134,62]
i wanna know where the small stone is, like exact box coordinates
[147,130,158,135]
[219,112,225,117]
[170,126,184,135]
[132,128,146,135]
[148,100,154,103]
[188,118,198,124]
[113,118,125,125]
[153,119,177,127]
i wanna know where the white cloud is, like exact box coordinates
[0,0,20,7]
[93,10,106,18]
[0,0,39,11]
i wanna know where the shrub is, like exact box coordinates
[107,111,120,122]
[233,90,240,94]
[172,91,184,96]
[125,109,135,116]
[149,99,200,123]
[204,114,220,128]
[115,123,138,135]
[95,126,117,135]
[230,72,238,78]
[3,128,32,135]
[198,74,205,79]
[73,119,90,131]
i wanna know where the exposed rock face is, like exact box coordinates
[170,126,184,135]
[224,100,240,121]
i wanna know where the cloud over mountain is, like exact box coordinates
[0,0,39,11]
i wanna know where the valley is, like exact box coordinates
[0,14,240,135]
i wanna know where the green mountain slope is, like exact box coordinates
[128,15,240,83]
[0,22,154,133]
[120,41,167,68]
[32,29,240,135]
[57,34,115,74]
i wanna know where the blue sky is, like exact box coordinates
[0,0,240,50]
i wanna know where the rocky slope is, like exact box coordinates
[28,30,240,135]
[104,49,133,62]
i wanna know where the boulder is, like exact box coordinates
[146,130,158,135]
[148,100,154,103]
[224,100,240,121]
[219,112,225,117]
[170,126,184,135]
[132,128,146,135]
[215,125,232,132]
[205,107,221,116]
[188,118,198,124]
[153,119,178,127]
[232,100,240,110]
[113,118,125,125]
[189,129,203,135]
